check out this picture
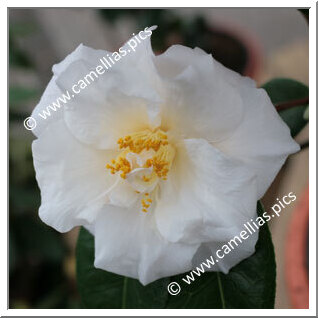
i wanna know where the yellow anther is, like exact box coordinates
[113,129,169,154]
[143,175,150,182]
[144,159,153,168]
[106,152,132,178]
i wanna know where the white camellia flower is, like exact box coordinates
[32,28,299,285]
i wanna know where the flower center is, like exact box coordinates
[106,128,175,212]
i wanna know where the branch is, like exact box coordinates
[275,97,309,112]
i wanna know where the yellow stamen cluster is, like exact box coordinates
[145,143,175,180]
[106,128,175,213]
[106,156,131,179]
[117,129,168,153]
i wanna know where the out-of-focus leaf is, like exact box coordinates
[262,78,309,137]
[35,285,68,309]
[10,22,37,37]
[9,137,35,185]
[298,9,309,22]
[9,232,19,273]
[9,22,37,68]
[10,86,39,106]
[10,185,40,211]
[9,38,32,68]
[303,105,309,120]
[12,215,66,263]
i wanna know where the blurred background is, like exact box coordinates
[9,8,309,309]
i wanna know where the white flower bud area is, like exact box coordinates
[106,128,175,212]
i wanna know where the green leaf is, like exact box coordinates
[10,86,39,106]
[76,202,275,308]
[262,78,309,137]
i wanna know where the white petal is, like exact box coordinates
[126,167,158,193]
[155,45,244,142]
[155,138,258,245]
[106,177,139,208]
[55,56,161,149]
[31,77,64,138]
[154,44,208,79]
[213,61,300,198]
[32,119,116,232]
[93,203,200,285]
[31,44,109,138]
[156,45,299,198]
[192,230,259,274]
[52,44,112,76]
